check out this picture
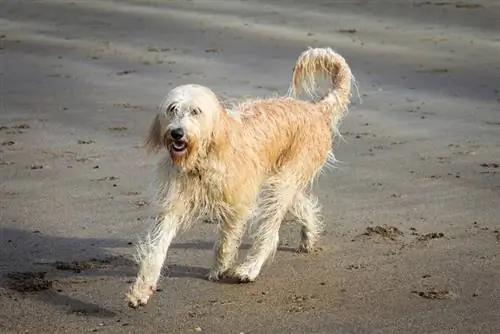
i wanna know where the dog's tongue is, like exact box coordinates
[173,141,186,150]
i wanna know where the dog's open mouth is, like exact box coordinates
[171,140,187,153]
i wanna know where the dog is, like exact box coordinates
[127,47,354,308]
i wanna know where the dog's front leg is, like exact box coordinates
[127,213,181,308]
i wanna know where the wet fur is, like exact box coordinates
[127,47,354,308]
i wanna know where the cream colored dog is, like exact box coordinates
[127,47,354,308]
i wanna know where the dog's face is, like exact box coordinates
[146,84,222,168]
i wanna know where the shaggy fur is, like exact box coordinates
[126,47,354,308]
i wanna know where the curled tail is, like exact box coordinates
[288,47,354,129]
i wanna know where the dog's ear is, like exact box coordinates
[144,114,163,154]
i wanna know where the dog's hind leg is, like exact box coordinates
[208,209,248,281]
[290,191,323,253]
[228,177,297,282]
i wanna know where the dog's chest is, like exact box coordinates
[186,162,246,218]
[188,167,226,202]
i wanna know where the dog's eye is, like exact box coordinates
[167,104,176,113]
[191,108,201,115]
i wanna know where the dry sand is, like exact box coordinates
[1,0,499,333]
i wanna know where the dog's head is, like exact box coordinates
[145,84,224,169]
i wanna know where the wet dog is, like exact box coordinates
[127,47,354,308]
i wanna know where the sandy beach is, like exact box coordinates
[1,0,499,332]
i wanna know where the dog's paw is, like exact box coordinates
[126,292,150,309]
[226,265,259,283]
[296,243,322,254]
[207,269,224,282]
[126,280,156,309]
[208,265,234,281]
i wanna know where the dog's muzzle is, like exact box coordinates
[168,128,187,154]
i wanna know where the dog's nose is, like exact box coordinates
[170,128,184,140]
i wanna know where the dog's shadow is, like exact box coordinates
[0,228,214,318]
[1,228,299,316]
[1,228,138,318]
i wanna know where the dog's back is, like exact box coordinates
[230,97,333,175]
[226,47,354,178]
